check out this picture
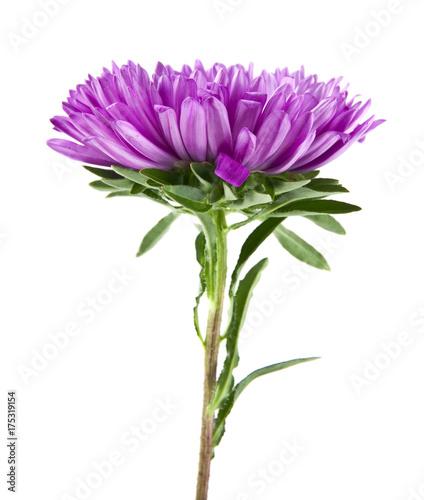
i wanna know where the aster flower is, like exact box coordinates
[48,60,383,187]
[48,60,383,500]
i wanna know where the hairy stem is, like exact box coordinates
[196,209,227,500]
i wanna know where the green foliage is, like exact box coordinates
[274,225,330,271]
[209,258,269,413]
[213,357,319,449]
[136,212,179,257]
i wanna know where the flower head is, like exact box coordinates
[48,60,383,187]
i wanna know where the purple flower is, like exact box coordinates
[48,60,384,187]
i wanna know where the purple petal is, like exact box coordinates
[113,120,178,164]
[85,136,162,170]
[155,105,190,160]
[215,153,250,187]
[245,111,291,168]
[259,111,313,170]
[157,76,173,107]
[291,116,376,173]
[180,97,207,161]
[232,99,263,141]
[290,131,346,169]
[204,97,233,158]
[233,127,256,164]
[47,138,112,166]
[50,116,85,142]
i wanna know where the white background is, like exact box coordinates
[1,0,424,499]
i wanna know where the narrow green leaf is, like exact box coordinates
[136,212,179,257]
[304,215,346,235]
[222,183,239,202]
[111,166,150,186]
[299,170,320,179]
[89,180,118,192]
[274,225,330,271]
[102,178,135,190]
[190,162,215,188]
[193,231,207,344]
[213,357,319,448]
[105,190,131,198]
[256,187,323,218]
[83,165,123,179]
[230,218,285,296]
[229,190,272,210]
[162,185,212,212]
[130,183,145,195]
[307,177,340,187]
[209,183,225,204]
[272,178,311,195]
[209,258,269,412]
[272,199,362,217]
[138,168,180,186]
[309,184,349,194]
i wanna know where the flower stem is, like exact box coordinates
[196,209,227,500]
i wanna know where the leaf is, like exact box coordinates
[162,185,212,212]
[89,180,118,192]
[105,190,131,198]
[274,225,330,271]
[229,190,272,210]
[209,182,224,204]
[309,184,349,194]
[208,258,269,413]
[272,199,362,217]
[256,187,323,218]
[84,165,123,179]
[138,168,180,186]
[190,162,216,189]
[307,177,340,187]
[102,178,135,190]
[111,166,151,186]
[304,215,346,235]
[213,357,319,448]
[271,178,311,195]
[136,212,179,257]
[299,170,320,179]
[230,218,285,296]
[193,231,207,344]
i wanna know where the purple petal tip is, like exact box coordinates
[215,153,250,187]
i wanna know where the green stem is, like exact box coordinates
[195,209,227,500]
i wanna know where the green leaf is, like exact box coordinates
[193,231,207,344]
[304,215,346,235]
[222,183,239,202]
[138,168,180,186]
[83,165,123,179]
[272,199,362,217]
[309,184,349,194]
[229,190,272,210]
[274,225,330,271]
[111,166,151,186]
[89,180,118,192]
[307,177,340,187]
[102,178,135,190]
[105,190,131,198]
[271,178,311,195]
[256,187,324,218]
[299,170,320,179]
[209,183,225,204]
[162,185,212,212]
[230,218,285,296]
[209,258,269,413]
[190,162,216,189]
[136,212,179,257]
[213,357,319,448]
